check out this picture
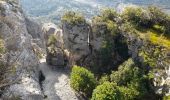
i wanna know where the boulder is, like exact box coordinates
[43,23,66,66]
[46,47,65,66]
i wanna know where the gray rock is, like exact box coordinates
[0,0,43,99]
[62,22,91,63]
[43,23,66,66]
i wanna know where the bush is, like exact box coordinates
[148,6,170,34]
[101,8,118,21]
[110,59,149,99]
[148,6,168,25]
[47,34,57,46]
[61,11,85,25]
[70,65,97,97]
[47,34,58,55]
[98,75,110,85]
[91,82,123,100]
[118,86,139,100]
[110,59,141,85]
[122,6,150,27]
[92,8,119,37]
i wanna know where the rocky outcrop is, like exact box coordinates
[62,22,91,64]
[43,23,66,66]
[0,0,44,99]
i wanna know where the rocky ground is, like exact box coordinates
[39,58,78,100]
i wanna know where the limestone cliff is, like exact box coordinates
[0,0,45,99]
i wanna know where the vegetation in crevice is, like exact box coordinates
[90,8,130,74]
[66,6,170,100]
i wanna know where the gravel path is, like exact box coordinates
[39,59,78,100]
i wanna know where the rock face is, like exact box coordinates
[62,22,91,63]
[0,0,44,99]
[25,18,46,50]
[60,17,128,74]
[43,23,66,66]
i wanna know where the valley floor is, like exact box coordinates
[39,59,78,100]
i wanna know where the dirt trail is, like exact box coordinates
[39,59,78,100]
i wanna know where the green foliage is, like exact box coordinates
[148,6,170,34]
[122,6,150,27]
[92,8,119,37]
[110,59,149,99]
[106,20,118,36]
[139,44,166,68]
[98,75,110,85]
[64,6,169,99]
[122,6,170,34]
[163,95,170,100]
[61,11,85,25]
[153,24,165,33]
[110,59,142,85]
[118,86,139,100]
[47,34,59,55]
[90,8,120,74]
[70,65,97,97]
[101,8,118,21]
[91,82,123,100]
[47,34,57,46]
[148,6,168,25]
[91,82,139,100]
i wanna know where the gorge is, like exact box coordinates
[0,0,169,100]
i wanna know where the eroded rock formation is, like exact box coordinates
[0,0,45,99]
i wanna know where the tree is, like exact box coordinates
[70,65,97,97]
[101,8,118,21]
[148,6,170,34]
[61,11,85,25]
[110,59,149,99]
[122,6,150,27]
[91,82,123,100]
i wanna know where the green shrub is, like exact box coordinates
[118,86,139,100]
[148,6,170,34]
[47,34,58,55]
[163,95,170,100]
[148,6,168,25]
[47,34,57,46]
[110,59,149,99]
[92,8,119,37]
[70,65,97,97]
[61,11,85,25]
[122,6,150,27]
[101,8,118,21]
[91,82,123,100]
[110,59,141,85]
[98,75,110,85]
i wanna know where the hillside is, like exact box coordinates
[20,0,170,24]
